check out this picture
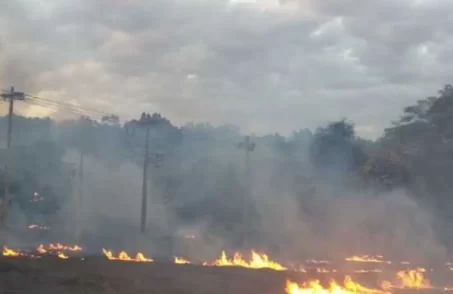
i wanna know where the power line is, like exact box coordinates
[1,89,117,120]
[25,94,109,116]
[24,99,98,117]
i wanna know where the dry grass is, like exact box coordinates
[0,256,286,293]
[0,256,451,294]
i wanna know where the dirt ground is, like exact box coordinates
[0,256,287,294]
[0,256,451,294]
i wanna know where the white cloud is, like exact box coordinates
[1,0,453,138]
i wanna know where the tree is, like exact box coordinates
[1,140,71,225]
[310,120,367,174]
[381,84,453,241]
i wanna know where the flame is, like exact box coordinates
[37,244,47,254]
[48,243,82,252]
[285,276,386,294]
[36,243,82,256]
[174,257,191,264]
[354,269,383,273]
[345,255,391,264]
[2,246,21,257]
[381,268,431,290]
[203,250,287,271]
[57,252,69,259]
[102,249,153,262]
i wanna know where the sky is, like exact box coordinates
[1,0,453,139]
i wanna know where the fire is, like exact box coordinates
[174,257,191,264]
[57,252,69,259]
[2,246,20,257]
[48,243,82,252]
[285,276,386,294]
[36,243,82,256]
[203,250,287,271]
[354,269,383,273]
[102,249,153,262]
[345,255,391,264]
[37,244,47,254]
[381,268,431,290]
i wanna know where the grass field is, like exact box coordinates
[1,255,453,294]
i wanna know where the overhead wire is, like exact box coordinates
[0,89,115,119]
[25,94,109,116]
[24,97,101,117]
[23,99,92,117]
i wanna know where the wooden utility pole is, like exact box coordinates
[128,113,164,234]
[237,135,255,242]
[0,87,25,228]
[141,126,150,234]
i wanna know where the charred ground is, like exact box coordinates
[0,256,452,294]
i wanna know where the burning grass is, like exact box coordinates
[202,250,287,271]
[102,248,153,262]
[381,268,432,290]
[285,276,388,294]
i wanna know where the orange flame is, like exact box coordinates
[37,244,47,254]
[174,257,191,264]
[57,252,69,259]
[381,268,431,290]
[203,250,286,271]
[286,276,387,294]
[345,255,391,264]
[47,243,82,252]
[2,246,20,257]
[102,249,153,262]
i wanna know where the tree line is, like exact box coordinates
[1,84,453,248]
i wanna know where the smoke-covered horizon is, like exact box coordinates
[2,97,451,266]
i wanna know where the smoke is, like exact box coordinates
[249,154,447,263]
[1,116,449,267]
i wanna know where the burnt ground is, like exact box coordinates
[0,256,451,294]
[0,256,286,294]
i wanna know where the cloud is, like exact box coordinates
[1,0,453,138]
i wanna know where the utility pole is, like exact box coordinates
[74,116,94,240]
[127,113,164,234]
[237,135,255,243]
[141,126,150,234]
[0,87,25,229]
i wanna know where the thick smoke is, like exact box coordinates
[1,116,449,265]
